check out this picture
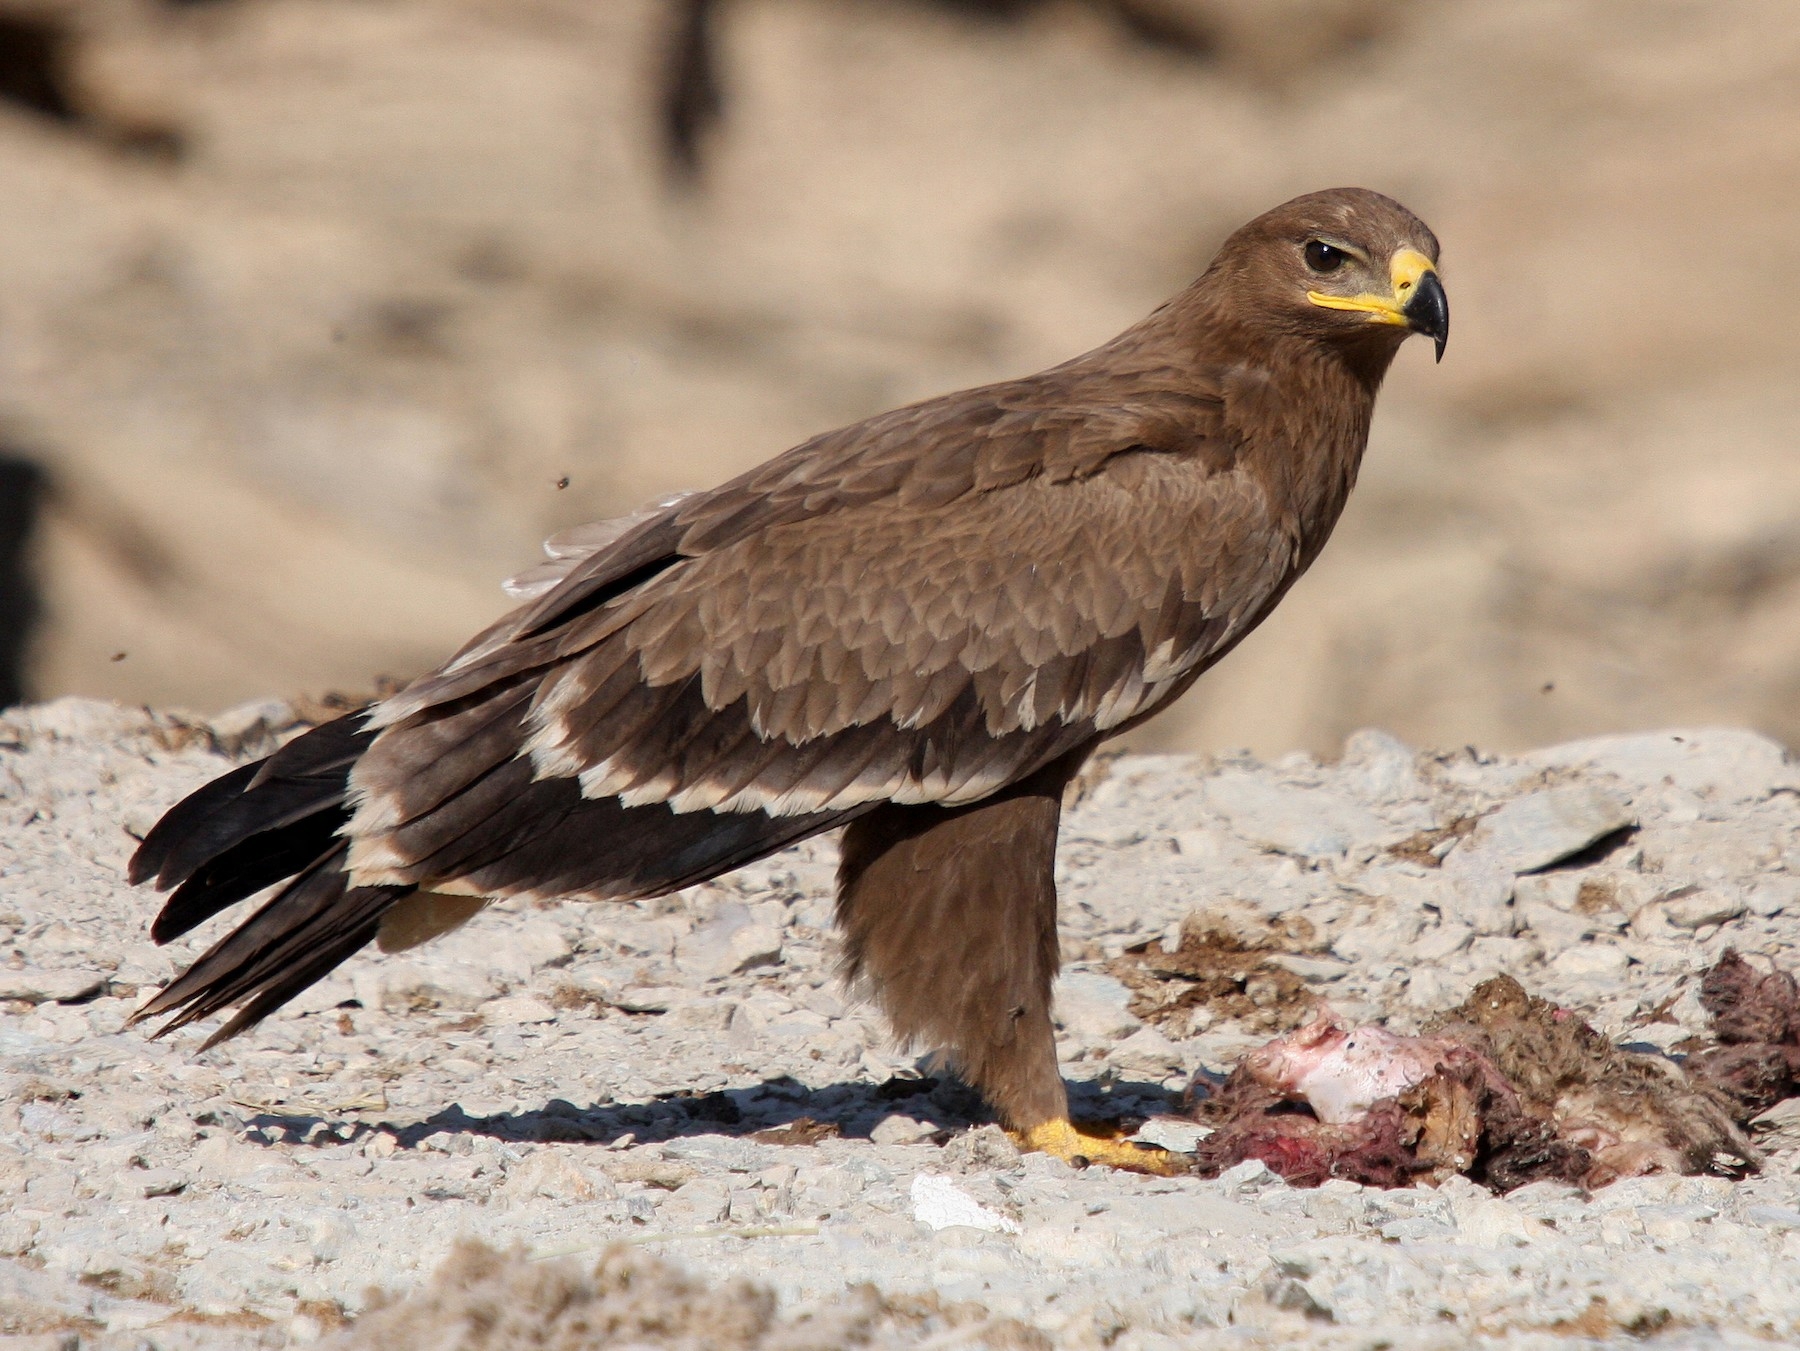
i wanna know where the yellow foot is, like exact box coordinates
[1014,1119,1186,1175]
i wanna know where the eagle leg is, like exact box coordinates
[836,748,1178,1173]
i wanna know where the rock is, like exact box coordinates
[908,1175,1019,1234]
[1747,1205,1800,1233]
[1515,890,1625,946]
[1752,1097,1800,1133]
[1337,728,1425,804]
[674,905,783,980]
[1662,888,1747,930]
[611,986,693,1013]
[1108,1026,1185,1079]
[1329,908,1425,964]
[940,1125,1022,1171]
[1436,858,1516,936]
[1512,873,1583,911]
[1265,953,1352,983]
[206,697,297,754]
[1172,827,1229,858]
[1053,971,1140,1042]
[1202,772,1388,858]
[1443,1180,1543,1248]
[8,698,153,746]
[660,1178,732,1226]
[1747,878,1800,917]
[869,1114,936,1146]
[1630,903,1678,941]
[1526,729,1800,805]
[501,1151,612,1203]
[480,995,558,1026]
[0,969,104,1004]
[1410,921,1474,962]
[1461,786,1635,875]
[1404,966,1451,1009]
[660,1136,774,1174]
[1130,1118,1212,1153]
[1217,1158,1281,1192]
[1547,943,1630,978]
[137,1168,187,1198]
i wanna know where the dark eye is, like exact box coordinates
[1304,240,1347,274]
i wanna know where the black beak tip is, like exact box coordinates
[1403,270,1450,363]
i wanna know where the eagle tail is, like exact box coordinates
[129,712,374,941]
[129,842,407,1047]
[127,712,407,1045]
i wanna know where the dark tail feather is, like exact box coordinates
[128,710,393,1044]
[130,842,409,1047]
[151,807,350,943]
[127,759,263,888]
[129,712,375,890]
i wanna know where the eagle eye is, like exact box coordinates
[1304,240,1347,274]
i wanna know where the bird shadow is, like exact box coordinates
[233,1071,1179,1152]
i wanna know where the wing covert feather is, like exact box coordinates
[348,362,1296,897]
[524,453,1289,817]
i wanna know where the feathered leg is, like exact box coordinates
[836,749,1174,1171]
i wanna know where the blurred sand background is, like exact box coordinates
[0,0,1796,755]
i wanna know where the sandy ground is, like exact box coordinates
[2,0,1799,756]
[5,696,1800,1347]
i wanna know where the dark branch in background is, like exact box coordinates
[659,0,725,184]
[0,455,45,711]
[0,11,185,161]
[653,0,1215,183]
[0,13,79,123]
[1107,0,1217,56]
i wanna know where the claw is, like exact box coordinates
[1014,1118,1188,1175]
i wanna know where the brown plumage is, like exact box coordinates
[128,188,1447,1169]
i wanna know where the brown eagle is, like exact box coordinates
[129,188,1446,1170]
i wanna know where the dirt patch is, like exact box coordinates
[1384,815,1479,869]
[1107,922,1318,1035]
[326,1239,1045,1351]
[750,1117,842,1146]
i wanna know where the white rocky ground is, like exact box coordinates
[5,697,1800,1348]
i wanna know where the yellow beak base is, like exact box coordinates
[1307,247,1438,326]
[1307,248,1447,359]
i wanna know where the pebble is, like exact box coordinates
[0,968,105,1004]
[4,700,1800,1349]
[1663,887,1749,929]
[1549,943,1631,978]
[909,1175,1019,1234]
[480,995,558,1025]
[1131,1118,1211,1152]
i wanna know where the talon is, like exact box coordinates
[1013,1118,1187,1176]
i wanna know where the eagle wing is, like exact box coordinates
[344,369,1296,903]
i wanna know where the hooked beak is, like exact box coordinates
[1308,247,1450,362]
[1403,268,1449,362]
